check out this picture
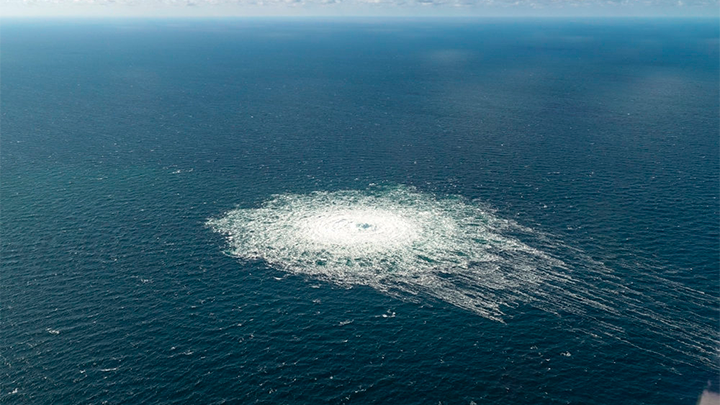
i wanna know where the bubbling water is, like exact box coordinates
[209,185,717,367]
[208,186,563,320]
[295,208,421,250]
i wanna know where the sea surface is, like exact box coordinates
[1,19,718,404]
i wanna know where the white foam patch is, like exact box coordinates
[209,185,717,368]
[208,186,565,321]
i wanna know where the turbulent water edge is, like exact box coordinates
[209,185,718,368]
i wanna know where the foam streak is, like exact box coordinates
[208,185,717,368]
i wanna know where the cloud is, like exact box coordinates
[2,0,719,16]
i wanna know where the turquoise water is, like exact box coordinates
[1,19,718,404]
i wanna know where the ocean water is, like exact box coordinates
[1,19,718,404]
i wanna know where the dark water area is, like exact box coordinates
[1,19,718,404]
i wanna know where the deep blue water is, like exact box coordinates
[1,19,718,404]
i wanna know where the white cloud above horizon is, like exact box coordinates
[2,0,718,17]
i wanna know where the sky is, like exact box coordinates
[1,0,718,17]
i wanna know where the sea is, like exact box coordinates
[1,18,718,404]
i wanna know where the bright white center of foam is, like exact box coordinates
[295,208,420,249]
